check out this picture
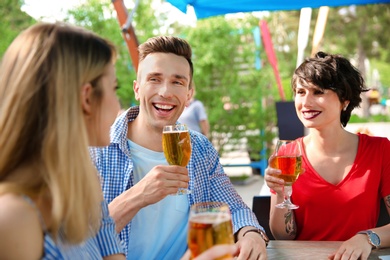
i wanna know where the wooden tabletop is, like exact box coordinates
[267,241,390,260]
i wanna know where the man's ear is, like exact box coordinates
[186,88,194,106]
[81,83,93,115]
[133,80,140,101]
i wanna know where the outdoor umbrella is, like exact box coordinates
[166,0,390,19]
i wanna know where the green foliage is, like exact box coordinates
[66,0,137,108]
[181,15,277,158]
[0,0,35,57]
[67,0,178,108]
[7,1,389,164]
[371,60,390,93]
[317,4,390,95]
[350,114,390,123]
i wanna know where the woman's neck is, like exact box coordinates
[304,127,357,155]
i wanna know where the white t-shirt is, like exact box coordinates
[127,139,189,260]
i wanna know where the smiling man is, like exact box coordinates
[91,36,268,260]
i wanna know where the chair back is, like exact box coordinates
[252,196,274,240]
[275,101,306,140]
[377,199,390,227]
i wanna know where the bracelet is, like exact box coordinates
[242,228,270,247]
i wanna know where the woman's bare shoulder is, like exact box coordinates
[0,193,38,222]
[0,194,44,259]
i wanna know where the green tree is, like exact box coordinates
[0,0,35,57]
[182,15,276,159]
[323,5,390,74]
[261,5,390,97]
[63,1,390,163]
[67,0,136,108]
[261,5,390,119]
[67,0,173,108]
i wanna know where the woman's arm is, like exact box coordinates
[265,165,297,240]
[269,193,297,239]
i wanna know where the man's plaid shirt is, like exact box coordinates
[91,106,263,256]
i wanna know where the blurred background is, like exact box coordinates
[4,0,390,207]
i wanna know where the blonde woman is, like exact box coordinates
[0,22,124,259]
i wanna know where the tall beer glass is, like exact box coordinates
[162,124,192,195]
[270,139,302,209]
[188,202,234,260]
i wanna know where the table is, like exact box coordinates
[267,241,390,260]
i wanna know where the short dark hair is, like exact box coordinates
[292,51,369,127]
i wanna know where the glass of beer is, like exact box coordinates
[188,202,234,260]
[270,139,302,209]
[162,124,192,195]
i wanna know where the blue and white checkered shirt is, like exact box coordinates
[91,106,262,257]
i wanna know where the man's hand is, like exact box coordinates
[235,227,268,260]
[109,165,189,232]
[181,245,239,260]
[135,165,190,206]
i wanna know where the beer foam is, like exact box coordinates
[190,212,231,225]
[163,130,188,133]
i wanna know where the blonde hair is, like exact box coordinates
[0,22,116,243]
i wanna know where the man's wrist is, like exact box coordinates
[235,227,269,246]
[243,229,269,247]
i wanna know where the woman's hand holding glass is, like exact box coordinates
[266,139,302,209]
[264,165,286,194]
[266,163,305,203]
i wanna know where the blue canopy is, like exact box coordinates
[166,0,390,19]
